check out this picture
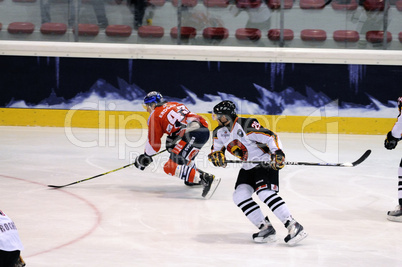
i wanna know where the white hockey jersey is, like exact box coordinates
[211,117,283,170]
[0,210,24,252]
[391,113,402,139]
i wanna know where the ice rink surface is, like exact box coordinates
[1,126,402,267]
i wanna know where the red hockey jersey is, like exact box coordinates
[145,102,208,155]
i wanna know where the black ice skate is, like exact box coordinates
[284,219,308,246]
[200,172,221,199]
[252,217,277,243]
[387,205,402,222]
[184,181,202,186]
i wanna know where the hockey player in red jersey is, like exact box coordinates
[384,96,402,222]
[208,100,307,245]
[134,91,220,198]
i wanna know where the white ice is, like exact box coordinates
[1,126,402,267]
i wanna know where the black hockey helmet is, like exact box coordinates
[213,100,237,120]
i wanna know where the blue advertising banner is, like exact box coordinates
[0,56,400,117]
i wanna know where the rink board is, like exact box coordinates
[0,108,395,135]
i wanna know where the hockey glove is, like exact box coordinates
[134,153,153,170]
[384,131,400,150]
[270,150,285,170]
[208,151,227,167]
[165,135,180,153]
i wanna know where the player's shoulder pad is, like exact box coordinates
[237,117,277,135]
[212,125,225,138]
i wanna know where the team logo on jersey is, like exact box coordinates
[227,139,248,160]
[237,129,244,137]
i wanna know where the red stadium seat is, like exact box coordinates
[40,23,67,35]
[105,25,132,37]
[203,0,229,7]
[203,27,229,39]
[72,24,99,36]
[267,29,294,41]
[399,32,402,42]
[301,29,327,41]
[333,30,359,42]
[7,22,35,34]
[170,27,197,38]
[0,23,2,31]
[363,0,389,11]
[365,30,392,43]
[396,0,402,11]
[267,0,293,9]
[300,0,326,9]
[138,25,164,38]
[235,28,261,41]
[172,0,197,6]
[236,0,262,8]
[331,0,358,10]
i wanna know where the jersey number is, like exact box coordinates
[166,105,189,131]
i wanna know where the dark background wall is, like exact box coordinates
[0,55,400,107]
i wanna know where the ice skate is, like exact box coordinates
[184,181,202,187]
[284,219,308,246]
[252,217,277,243]
[200,172,221,199]
[387,205,402,222]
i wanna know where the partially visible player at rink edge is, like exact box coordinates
[384,96,402,222]
[208,100,308,245]
[134,91,219,198]
[0,210,26,267]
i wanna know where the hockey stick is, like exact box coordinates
[48,149,167,189]
[226,149,371,167]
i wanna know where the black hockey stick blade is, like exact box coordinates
[349,149,371,167]
[48,149,167,189]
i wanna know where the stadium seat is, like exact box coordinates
[301,29,327,41]
[172,0,197,7]
[203,0,229,7]
[203,27,229,39]
[170,27,197,38]
[333,30,359,42]
[366,30,392,43]
[399,32,402,42]
[363,0,389,11]
[148,0,165,6]
[138,25,164,37]
[267,0,293,9]
[7,22,35,34]
[331,0,358,10]
[300,0,326,9]
[236,0,262,8]
[72,24,99,36]
[40,23,67,35]
[0,23,2,31]
[396,0,402,11]
[105,25,132,37]
[267,29,294,41]
[235,28,261,40]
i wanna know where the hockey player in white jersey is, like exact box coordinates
[384,96,402,222]
[0,209,25,266]
[208,100,307,245]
